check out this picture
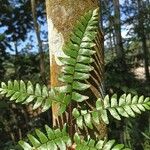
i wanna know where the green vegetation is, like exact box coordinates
[0,8,149,150]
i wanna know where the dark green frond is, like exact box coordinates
[19,125,72,150]
[0,80,67,112]
[74,133,131,150]
[58,8,99,103]
[73,93,150,128]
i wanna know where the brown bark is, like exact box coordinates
[31,0,46,84]
[46,0,107,139]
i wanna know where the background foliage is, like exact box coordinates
[0,0,149,149]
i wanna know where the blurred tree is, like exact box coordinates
[31,0,46,84]
[113,0,125,60]
[137,0,150,82]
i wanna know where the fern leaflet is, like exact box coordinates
[73,93,150,129]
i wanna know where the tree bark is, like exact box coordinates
[31,0,46,84]
[45,0,107,139]
[113,0,125,60]
[137,0,150,82]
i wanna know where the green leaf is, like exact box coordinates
[42,85,49,97]
[23,95,35,104]
[72,81,90,91]
[126,94,132,104]
[75,63,94,72]
[20,80,26,93]
[16,93,27,103]
[19,141,32,150]
[123,105,135,117]
[131,105,141,114]
[80,42,96,48]
[74,133,81,144]
[42,98,52,112]
[103,140,115,150]
[73,108,80,118]
[5,90,15,97]
[55,85,72,93]
[59,74,73,83]
[10,92,21,101]
[72,92,88,102]
[84,113,93,129]
[92,111,100,124]
[63,47,78,58]
[82,32,97,41]
[35,129,48,143]
[111,94,118,107]
[47,141,57,150]
[14,80,19,91]
[33,97,44,110]
[45,125,55,140]
[119,94,126,106]
[96,140,104,149]
[137,104,146,111]
[76,20,86,32]
[27,81,34,95]
[143,104,150,110]
[88,139,95,147]
[59,57,76,66]
[59,104,67,114]
[1,82,7,89]
[8,80,13,89]
[132,95,138,104]
[111,144,125,150]
[96,99,103,110]
[104,95,110,108]
[35,84,41,96]
[108,108,121,120]
[74,28,83,38]
[78,48,96,56]
[62,66,75,74]
[27,134,41,147]
[101,110,109,124]
[71,33,81,44]
[77,116,83,129]
[74,72,90,80]
[116,107,129,118]
[138,95,144,103]
[144,97,149,102]
[77,55,94,64]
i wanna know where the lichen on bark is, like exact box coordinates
[46,0,98,42]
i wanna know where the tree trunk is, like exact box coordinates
[45,0,107,139]
[31,0,46,84]
[113,0,125,60]
[137,0,150,82]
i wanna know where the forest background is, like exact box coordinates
[0,0,149,149]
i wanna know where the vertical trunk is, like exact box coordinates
[137,0,150,82]
[31,0,46,84]
[46,0,107,138]
[99,0,103,30]
[113,0,125,60]
[14,41,19,79]
[109,17,116,56]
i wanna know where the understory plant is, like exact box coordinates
[0,8,149,150]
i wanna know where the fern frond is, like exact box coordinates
[0,80,68,112]
[74,133,131,150]
[19,127,130,150]
[58,8,99,103]
[19,125,72,150]
[73,93,150,128]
